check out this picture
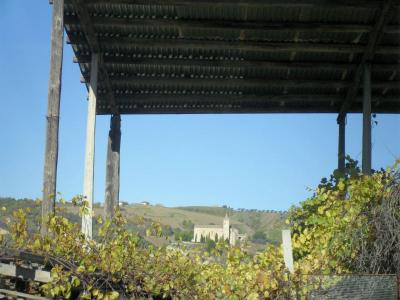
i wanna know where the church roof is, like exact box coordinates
[194,224,223,229]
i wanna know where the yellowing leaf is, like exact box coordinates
[76,265,85,273]
[109,291,119,300]
[338,180,345,191]
[247,292,259,300]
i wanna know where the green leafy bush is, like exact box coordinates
[1,197,299,299]
[288,158,400,275]
[2,159,399,299]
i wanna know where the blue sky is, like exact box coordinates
[1,1,399,210]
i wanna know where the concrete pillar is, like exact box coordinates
[104,114,121,219]
[42,0,64,236]
[362,64,372,175]
[338,116,346,173]
[282,230,294,273]
[82,53,99,239]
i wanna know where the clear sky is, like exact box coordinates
[1,1,399,210]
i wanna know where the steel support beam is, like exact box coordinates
[68,35,399,55]
[104,114,121,219]
[73,55,400,73]
[42,0,64,236]
[362,64,372,174]
[82,53,99,239]
[84,0,396,9]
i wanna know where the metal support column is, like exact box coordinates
[338,116,346,173]
[82,53,99,239]
[104,114,121,219]
[362,64,372,175]
[42,0,64,236]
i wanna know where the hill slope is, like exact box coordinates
[0,197,287,248]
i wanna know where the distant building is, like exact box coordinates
[192,214,246,246]
[139,201,150,206]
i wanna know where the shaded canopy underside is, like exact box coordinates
[64,0,400,114]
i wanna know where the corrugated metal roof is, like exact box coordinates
[64,0,400,115]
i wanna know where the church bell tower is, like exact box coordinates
[223,213,230,241]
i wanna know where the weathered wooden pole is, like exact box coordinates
[41,0,64,236]
[362,63,372,175]
[338,116,346,173]
[82,53,99,239]
[104,114,121,219]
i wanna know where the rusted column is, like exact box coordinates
[104,114,121,219]
[42,0,64,236]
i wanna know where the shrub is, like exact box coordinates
[252,231,268,244]
[2,198,298,299]
[288,158,400,275]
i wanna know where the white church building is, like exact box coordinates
[192,214,245,246]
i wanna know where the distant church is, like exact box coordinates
[192,214,246,246]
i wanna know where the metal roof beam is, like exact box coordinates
[337,0,394,121]
[66,16,400,35]
[66,15,399,35]
[67,36,399,55]
[85,78,400,90]
[94,94,400,114]
[82,0,399,9]
[73,55,400,73]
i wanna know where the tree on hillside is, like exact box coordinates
[252,231,268,244]
[174,228,193,241]
[205,239,216,252]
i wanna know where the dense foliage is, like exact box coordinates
[251,231,268,244]
[1,199,296,299]
[0,198,284,246]
[1,158,399,299]
[288,158,400,274]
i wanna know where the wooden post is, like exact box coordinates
[104,114,121,219]
[282,230,294,274]
[338,116,346,173]
[362,63,372,175]
[41,0,64,236]
[82,53,99,239]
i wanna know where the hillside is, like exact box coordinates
[0,197,287,249]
